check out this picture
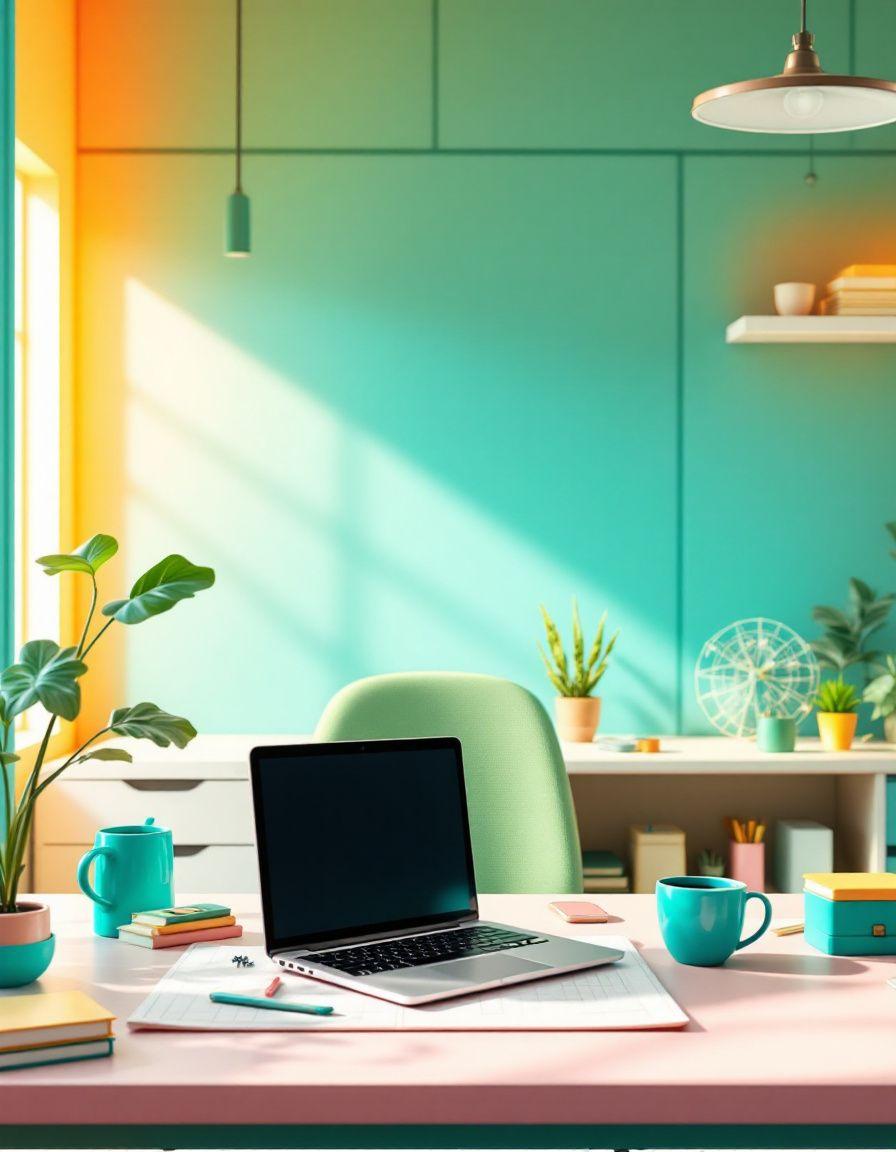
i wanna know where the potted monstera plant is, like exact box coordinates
[0,535,214,986]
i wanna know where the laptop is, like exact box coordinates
[249,737,622,1006]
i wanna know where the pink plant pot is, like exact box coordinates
[0,901,52,945]
[728,842,765,892]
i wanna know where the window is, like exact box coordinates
[13,150,61,734]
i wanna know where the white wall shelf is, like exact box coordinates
[727,315,896,344]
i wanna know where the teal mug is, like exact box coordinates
[77,818,174,938]
[657,875,772,967]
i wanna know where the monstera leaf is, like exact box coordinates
[37,534,118,576]
[102,555,215,625]
[74,747,133,766]
[109,703,197,748]
[0,641,88,721]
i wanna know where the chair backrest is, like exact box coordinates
[315,672,582,894]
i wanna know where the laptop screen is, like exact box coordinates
[250,738,478,951]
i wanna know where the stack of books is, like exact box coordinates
[0,990,114,1072]
[820,264,896,315]
[118,902,243,949]
[582,849,630,893]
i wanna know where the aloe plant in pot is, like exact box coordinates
[0,535,214,986]
[539,600,619,742]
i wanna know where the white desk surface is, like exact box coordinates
[2,893,896,1128]
[56,733,896,779]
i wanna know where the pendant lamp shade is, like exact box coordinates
[225,191,251,257]
[692,8,896,134]
[225,0,251,256]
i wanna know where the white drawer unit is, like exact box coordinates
[33,734,306,895]
[39,844,260,895]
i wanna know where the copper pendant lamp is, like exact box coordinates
[692,0,896,134]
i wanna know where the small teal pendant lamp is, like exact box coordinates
[225,0,250,256]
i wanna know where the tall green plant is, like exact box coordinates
[811,578,893,673]
[0,535,214,913]
[539,600,618,698]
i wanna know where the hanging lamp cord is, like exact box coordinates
[235,0,243,193]
[800,0,808,33]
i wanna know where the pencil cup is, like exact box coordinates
[728,841,765,892]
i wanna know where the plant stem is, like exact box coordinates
[32,726,111,799]
[81,617,114,659]
[77,578,98,657]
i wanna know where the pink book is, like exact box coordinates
[118,924,243,949]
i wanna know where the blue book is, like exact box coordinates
[0,1037,114,1072]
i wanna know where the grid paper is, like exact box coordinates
[127,937,688,1031]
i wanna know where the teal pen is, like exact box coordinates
[210,991,333,1015]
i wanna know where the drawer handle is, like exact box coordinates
[123,779,202,792]
[173,845,209,858]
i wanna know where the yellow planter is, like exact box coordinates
[817,711,858,752]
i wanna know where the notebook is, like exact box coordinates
[0,990,115,1053]
[128,938,688,1032]
[118,923,243,949]
[0,1038,114,1072]
[133,903,230,926]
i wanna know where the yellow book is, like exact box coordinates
[0,990,114,1054]
[803,872,896,901]
[837,264,896,279]
[121,914,236,937]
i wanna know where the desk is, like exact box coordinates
[2,893,896,1149]
[35,737,896,892]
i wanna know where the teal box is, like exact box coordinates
[888,853,896,875]
[804,890,896,956]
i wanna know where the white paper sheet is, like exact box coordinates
[127,936,688,1031]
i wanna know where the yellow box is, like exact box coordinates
[630,824,686,894]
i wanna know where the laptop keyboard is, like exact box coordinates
[309,925,549,977]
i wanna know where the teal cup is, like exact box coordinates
[657,875,772,967]
[77,818,174,938]
[757,715,797,753]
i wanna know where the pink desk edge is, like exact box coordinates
[2,892,896,1128]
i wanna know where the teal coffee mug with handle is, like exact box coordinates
[657,875,772,966]
[77,818,174,938]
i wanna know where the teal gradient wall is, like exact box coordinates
[75,0,896,738]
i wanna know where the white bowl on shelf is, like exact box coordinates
[774,282,816,316]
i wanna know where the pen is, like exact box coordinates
[210,991,333,1015]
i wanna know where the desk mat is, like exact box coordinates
[127,937,688,1031]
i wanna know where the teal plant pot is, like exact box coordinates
[757,716,796,753]
[0,933,55,988]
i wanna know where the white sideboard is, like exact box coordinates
[34,734,896,894]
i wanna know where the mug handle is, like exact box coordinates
[736,891,773,951]
[77,847,114,909]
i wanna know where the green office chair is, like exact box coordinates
[315,672,582,893]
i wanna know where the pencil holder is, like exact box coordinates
[728,841,765,892]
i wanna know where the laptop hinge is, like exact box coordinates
[272,914,476,958]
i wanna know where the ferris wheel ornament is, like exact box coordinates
[695,618,819,739]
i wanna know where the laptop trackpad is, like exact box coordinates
[427,952,549,985]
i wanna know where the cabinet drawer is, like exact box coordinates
[37,844,260,894]
[38,779,254,845]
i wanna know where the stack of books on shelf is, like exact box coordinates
[820,264,896,315]
[582,849,629,893]
[0,990,115,1072]
[117,902,243,949]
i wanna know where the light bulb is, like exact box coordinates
[783,87,825,120]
